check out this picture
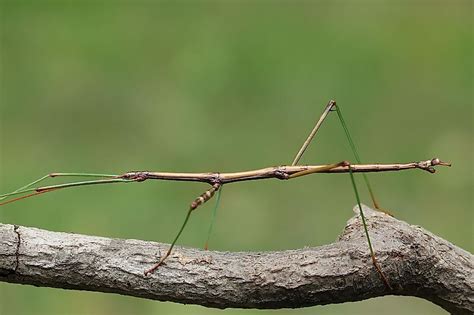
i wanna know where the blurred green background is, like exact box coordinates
[0,1,472,314]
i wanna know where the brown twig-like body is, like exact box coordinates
[117,158,450,185]
[118,158,450,280]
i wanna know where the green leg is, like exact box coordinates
[0,173,130,205]
[290,100,381,210]
[348,166,392,290]
[333,103,392,289]
[0,174,51,201]
[333,104,382,211]
[145,184,221,275]
[291,100,392,289]
[144,205,194,276]
[204,186,223,250]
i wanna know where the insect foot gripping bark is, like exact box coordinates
[144,183,222,276]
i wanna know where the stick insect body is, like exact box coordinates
[0,100,451,288]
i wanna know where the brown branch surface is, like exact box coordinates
[0,205,472,314]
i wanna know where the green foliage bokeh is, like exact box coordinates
[0,1,472,315]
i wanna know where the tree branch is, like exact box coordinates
[0,205,472,314]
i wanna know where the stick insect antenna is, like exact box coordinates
[144,183,221,276]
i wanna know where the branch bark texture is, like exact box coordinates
[0,205,472,314]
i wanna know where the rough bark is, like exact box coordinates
[0,205,472,314]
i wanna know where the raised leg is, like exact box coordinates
[292,100,382,211]
[332,104,386,212]
[291,100,391,289]
[292,100,336,166]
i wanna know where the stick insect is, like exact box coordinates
[0,100,450,288]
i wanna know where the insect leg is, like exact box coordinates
[145,183,221,275]
[0,173,126,206]
[333,103,392,288]
[332,103,385,212]
[0,174,52,201]
[204,186,223,250]
[291,100,336,166]
[290,100,392,289]
[288,161,349,179]
[348,165,392,290]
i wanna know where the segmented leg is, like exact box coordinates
[332,103,387,212]
[291,100,392,289]
[291,100,383,212]
[204,186,223,250]
[0,174,52,201]
[348,165,392,289]
[292,100,336,166]
[144,183,221,276]
[0,188,58,206]
[288,161,350,179]
[0,173,128,206]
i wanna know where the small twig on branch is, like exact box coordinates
[0,205,471,314]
